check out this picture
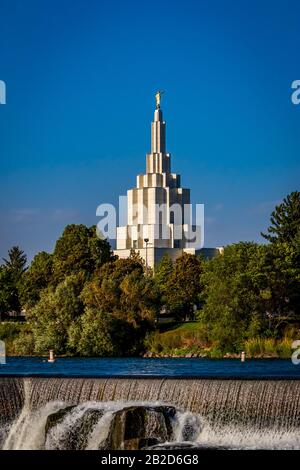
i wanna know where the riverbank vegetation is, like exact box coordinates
[0,191,299,358]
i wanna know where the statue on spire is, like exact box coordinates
[155,90,164,109]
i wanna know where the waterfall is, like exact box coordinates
[1,378,300,450]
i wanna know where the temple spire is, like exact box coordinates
[155,90,164,109]
[151,92,166,154]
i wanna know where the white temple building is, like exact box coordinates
[114,93,223,269]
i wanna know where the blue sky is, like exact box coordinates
[0,0,299,261]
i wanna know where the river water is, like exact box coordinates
[0,357,299,378]
[1,358,300,450]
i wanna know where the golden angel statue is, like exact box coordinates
[155,90,164,108]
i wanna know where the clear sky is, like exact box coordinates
[0,0,299,261]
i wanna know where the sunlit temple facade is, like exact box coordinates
[114,93,222,269]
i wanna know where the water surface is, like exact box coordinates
[0,357,299,378]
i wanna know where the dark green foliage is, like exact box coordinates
[20,251,53,307]
[0,266,14,314]
[154,253,173,301]
[199,241,300,353]
[79,257,160,355]
[3,246,27,279]
[28,273,85,354]
[1,193,299,357]
[68,308,118,356]
[0,246,27,314]
[164,254,203,319]
[261,191,300,244]
[199,243,266,351]
[0,322,34,355]
[53,224,113,283]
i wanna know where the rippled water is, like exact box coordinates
[1,357,300,378]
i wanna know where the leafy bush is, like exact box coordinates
[0,321,27,355]
[12,328,35,355]
[0,322,23,340]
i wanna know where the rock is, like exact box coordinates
[147,442,198,450]
[45,407,103,450]
[100,405,176,450]
[45,405,76,435]
[123,437,160,450]
[147,442,229,450]
[139,438,161,449]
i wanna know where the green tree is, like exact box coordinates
[154,253,173,301]
[0,266,13,315]
[0,246,27,314]
[68,308,117,356]
[28,273,85,354]
[12,324,35,356]
[53,224,113,283]
[252,242,300,332]
[199,243,265,352]
[20,251,53,308]
[261,191,300,244]
[165,253,203,320]
[199,241,300,353]
[3,246,27,280]
[81,257,160,354]
[82,257,145,312]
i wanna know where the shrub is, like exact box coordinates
[244,337,292,358]
[12,330,35,355]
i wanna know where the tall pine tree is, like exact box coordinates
[261,191,300,244]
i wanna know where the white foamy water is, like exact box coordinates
[2,399,300,450]
[3,401,67,450]
[195,421,300,450]
[1,377,300,450]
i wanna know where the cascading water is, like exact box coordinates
[1,377,300,450]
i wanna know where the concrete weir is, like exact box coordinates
[1,377,300,449]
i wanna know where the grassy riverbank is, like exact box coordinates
[0,320,295,359]
[144,322,294,359]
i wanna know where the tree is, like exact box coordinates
[81,257,160,354]
[20,251,53,308]
[199,243,266,352]
[53,224,113,283]
[119,270,161,325]
[28,273,85,354]
[82,257,145,311]
[68,308,117,356]
[261,191,300,244]
[198,241,300,352]
[0,266,14,315]
[154,253,173,301]
[253,242,300,332]
[3,246,27,280]
[0,246,27,314]
[164,254,203,320]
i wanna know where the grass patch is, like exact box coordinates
[244,337,292,358]
[146,322,295,358]
[145,321,209,356]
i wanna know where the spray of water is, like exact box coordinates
[1,378,300,450]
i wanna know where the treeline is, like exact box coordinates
[0,191,299,357]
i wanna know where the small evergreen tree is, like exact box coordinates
[261,191,300,244]
[3,246,27,281]
[1,246,27,313]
